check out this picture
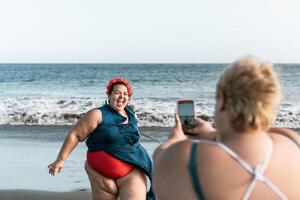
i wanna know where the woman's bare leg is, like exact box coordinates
[85,161,119,200]
[116,168,147,200]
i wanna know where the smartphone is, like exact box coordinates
[177,99,196,134]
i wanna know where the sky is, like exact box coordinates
[0,0,300,63]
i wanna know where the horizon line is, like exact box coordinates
[0,62,298,65]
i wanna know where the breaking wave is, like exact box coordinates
[1,97,299,128]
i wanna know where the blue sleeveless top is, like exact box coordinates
[86,104,156,200]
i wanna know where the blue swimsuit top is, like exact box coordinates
[86,104,156,200]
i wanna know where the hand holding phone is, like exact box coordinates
[177,99,196,134]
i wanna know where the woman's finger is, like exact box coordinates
[54,167,60,176]
[195,117,204,126]
[174,113,182,128]
[47,163,53,169]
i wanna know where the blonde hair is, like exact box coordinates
[217,55,282,132]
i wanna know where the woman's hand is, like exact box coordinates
[48,159,65,176]
[186,117,217,141]
[168,113,187,141]
[153,113,187,162]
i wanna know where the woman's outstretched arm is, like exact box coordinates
[48,108,102,176]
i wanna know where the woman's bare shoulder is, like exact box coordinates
[87,108,102,116]
[154,140,196,179]
[71,108,102,141]
[153,140,224,199]
[154,140,221,175]
[155,140,193,167]
[268,128,300,148]
[81,108,102,123]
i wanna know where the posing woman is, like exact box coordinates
[48,77,155,200]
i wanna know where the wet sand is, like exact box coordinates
[0,126,298,200]
[0,190,91,200]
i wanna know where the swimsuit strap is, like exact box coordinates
[274,132,300,149]
[192,139,288,200]
[188,143,206,200]
[215,139,288,200]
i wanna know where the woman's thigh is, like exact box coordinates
[116,168,147,200]
[85,161,119,200]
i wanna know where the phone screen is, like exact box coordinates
[178,103,194,116]
[178,100,195,131]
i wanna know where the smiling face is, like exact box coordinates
[108,84,129,112]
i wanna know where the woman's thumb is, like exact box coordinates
[174,113,182,128]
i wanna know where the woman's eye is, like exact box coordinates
[113,91,128,96]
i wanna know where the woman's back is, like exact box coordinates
[153,131,300,200]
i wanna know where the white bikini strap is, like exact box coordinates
[193,140,255,173]
[216,142,254,173]
[241,138,273,200]
[193,139,288,200]
[263,178,288,200]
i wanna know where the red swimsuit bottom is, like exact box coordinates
[87,151,135,179]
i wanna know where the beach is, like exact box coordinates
[0,64,299,199]
[0,125,164,200]
[0,125,299,200]
[0,190,91,200]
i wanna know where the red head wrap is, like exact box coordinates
[106,77,133,96]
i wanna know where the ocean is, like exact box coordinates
[0,64,299,192]
[1,63,299,128]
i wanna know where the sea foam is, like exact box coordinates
[1,97,299,128]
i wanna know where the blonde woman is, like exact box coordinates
[153,56,300,200]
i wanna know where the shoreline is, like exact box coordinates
[0,124,298,131]
[0,124,172,142]
[0,125,299,197]
[1,124,297,142]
